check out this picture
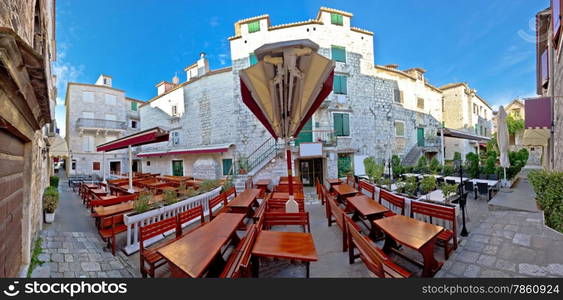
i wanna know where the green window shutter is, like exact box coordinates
[131,102,137,111]
[333,76,341,94]
[331,13,343,25]
[248,21,260,33]
[331,46,346,62]
[222,159,233,176]
[342,113,350,136]
[334,113,343,136]
[249,53,258,65]
[341,76,347,94]
[333,75,347,95]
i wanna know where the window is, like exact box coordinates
[473,104,478,114]
[131,102,138,111]
[131,120,137,129]
[417,97,425,109]
[541,49,549,85]
[82,135,94,152]
[333,113,350,137]
[393,89,403,104]
[146,161,151,166]
[83,92,94,103]
[331,46,346,63]
[105,94,117,105]
[248,21,260,33]
[72,160,76,170]
[331,13,343,26]
[394,121,405,137]
[171,104,178,116]
[92,162,100,171]
[249,53,258,65]
[333,75,347,95]
[171,131,180,145]
[554,0,561,44]
[222,159,233,176]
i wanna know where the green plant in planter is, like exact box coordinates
[394,178,404,193]
[49,176,59,188]
[391,155,403,177]
[163,189,177,206]
[364,157,384,184]
[222,179,233,193]
[440,183,458,201]
[465,152,480,178]
[200,180,221,193]
[134,192,152,214]
[43,186,59,213]
[429,157,441,174]
[416,156,428,174]
[382,178,392,191]
[237,156,249,174]
[453,152,462,161]
[402,176,418,197]
[442,165,454,176]
[185,187,199,198]
[178,183,188,197]
[419,176,437,197]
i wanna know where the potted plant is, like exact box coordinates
[163,189,177,206]
[402,176,418,198]
[363,157,383,185]
[420,176,437,200]
[133,192,153,214]
[43,186,59,223]
[440,183,458,203]
[237,156,249,175]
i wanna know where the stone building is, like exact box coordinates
[64,75,144,178]
[138,7,445,186]
[441,82,493,160]
[536,2,563,171]
[0,0,56,276]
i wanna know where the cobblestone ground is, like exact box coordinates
[436,210,563,278]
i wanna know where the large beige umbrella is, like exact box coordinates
[497,106,510,186]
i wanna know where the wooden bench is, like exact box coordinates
[346,175,356,188]
[379,189,405,217]
[224,186,237,202]
[344,215,411,278]
[220,224,258,278]
[90,194,137,215]
[139,216,182,278]
[263,212,311,233]
[358,180,376,199]
[208,193,228,220]
[273,184,304,194]
[98,214,127,256]
[410,201,457,259]
[315,178,323,204]
[178,205,206,236]
[253,194,270,225]
[326,193,348,251]
[266,198,305,212]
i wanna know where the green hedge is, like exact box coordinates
[49,176,59,188]
[528,170,563,233]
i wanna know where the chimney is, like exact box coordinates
[156,81,175,96]
[172,73,180,85]
[185,52,210,82]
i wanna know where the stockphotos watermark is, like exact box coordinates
[3,280,127,297]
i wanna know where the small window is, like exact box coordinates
[417,97,425,109]
[146,161,151,166]
[395,121,405,137]
[249,53,258,65]
[393,89,403,104]
[171,105,178,116]
[72,160,76,170]
[331,13,343,26]
[333,75,347,95]
[222,159,233,176]
[92,162,100,171]
[248,20,260,33]
[333,113,350,137]
[171,132,180,145]
[131,102,138,111]
[331,46,346,63]
[131,120,137,129]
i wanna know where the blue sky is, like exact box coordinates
[54,0,548,136]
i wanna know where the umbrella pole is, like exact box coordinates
[128,145,134,193]
[286,148,293,197]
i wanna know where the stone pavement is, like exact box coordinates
[488,177,539,212]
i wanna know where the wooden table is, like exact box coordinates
[227,189,261,215]
[158,213,245,278]
[347,195,389,240]
[90,188,108,197]
[118,185,144,193]
[326,178,342,190]
[99,195,118,201]
[270,192,305,201]
[85,184,98,189]
[374,215,444,277]
[157,186,178,193]
[251,230,318,278]
[332,183,358,204]
[279,178,301,185]
[255,179,271,197]
[93,202,134,218]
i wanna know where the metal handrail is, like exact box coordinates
[76,118,127,130]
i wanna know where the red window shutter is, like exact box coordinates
[541,49,549,85]
[93,162,100,171]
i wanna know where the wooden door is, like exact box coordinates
[172,160,184,176]
[417,128,425,147]
[0,129,24,277]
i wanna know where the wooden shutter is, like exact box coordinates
[331,46,346,62]
[331,13,343,25]
[342,113,350,136]
[554,0,562,44]
[131,102,138,111]
[334,113,343,136]
[93,162,100,171]
[333,76,341,94]
[249,53,258,65]
[248,21,260,33]
[340,76,347,95]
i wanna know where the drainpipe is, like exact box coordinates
[440,126,446,165]
[549,39,555,170]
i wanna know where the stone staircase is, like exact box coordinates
[402,146,422,166]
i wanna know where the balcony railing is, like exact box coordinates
[76,118,127,130]
[312,129,337,147]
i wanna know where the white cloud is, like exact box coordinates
[209,16,220,28]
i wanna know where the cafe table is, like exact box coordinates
[251,230,318,278]
[346,195,389,240]
[226,189,261,215]
[255,179,271,197]
[270,192,305,201]
[326,178,342,192]
[374,215,444,277]
[332,183,359,205]
[158,213,245,278]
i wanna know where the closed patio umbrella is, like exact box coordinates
[497,106,510,187]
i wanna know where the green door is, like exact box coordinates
[172,160,183,176]
[337,154,352,178]
[295,119,313,146]
[417,128,425,147]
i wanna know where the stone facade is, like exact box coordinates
[0,0,56,276]
[65,75,143,179]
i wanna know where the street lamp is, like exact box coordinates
[454,158,469,237]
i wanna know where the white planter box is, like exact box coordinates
[122,187,222,255]
[45,211,55,223]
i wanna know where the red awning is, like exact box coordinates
[96,127,169,152]
[137,144,233,157]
